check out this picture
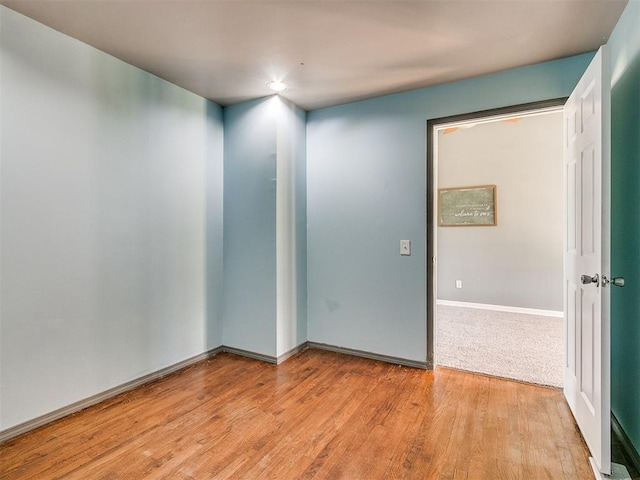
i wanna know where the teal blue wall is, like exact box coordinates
[223,98,278,356]
[609,0,640,455]
[306,54,593,363]
[222,96,307,359]
[207,101,225,347]
[294,103,308,350]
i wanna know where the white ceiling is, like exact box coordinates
[0,0,628,110]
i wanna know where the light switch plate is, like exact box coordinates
[400,240,411,256]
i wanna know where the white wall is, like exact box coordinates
[437,112,564,310]
[0,6,224,431]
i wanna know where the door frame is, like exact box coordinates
[426,98,568,369]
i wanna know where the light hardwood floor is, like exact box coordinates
[0,350,592,479]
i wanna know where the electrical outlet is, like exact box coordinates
[456,280,463,289]
[400,240,411,256]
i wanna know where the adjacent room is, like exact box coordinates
[434,108,564,388]
[1,1,639,478]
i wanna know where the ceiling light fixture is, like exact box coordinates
[267,81,287,92]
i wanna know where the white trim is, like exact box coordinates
[589,458,631,479]
[436,299,563,318]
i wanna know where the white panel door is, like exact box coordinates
[563,46,611,476]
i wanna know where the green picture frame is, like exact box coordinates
[438,185,497,227]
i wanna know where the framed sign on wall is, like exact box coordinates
[438,185,497,227]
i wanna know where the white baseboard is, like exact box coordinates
[436,299,563,318]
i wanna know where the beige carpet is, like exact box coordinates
[436,305,563,388]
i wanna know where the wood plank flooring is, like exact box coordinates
[0,349,593,479]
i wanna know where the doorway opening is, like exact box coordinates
[427,99,566,387]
